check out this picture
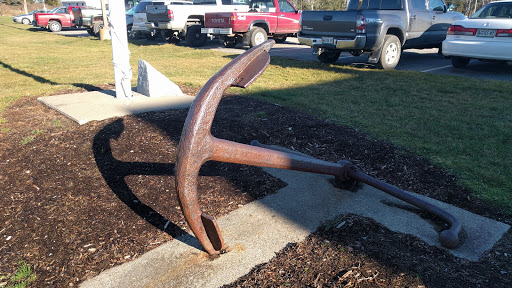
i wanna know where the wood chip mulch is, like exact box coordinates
[0,88,510,287]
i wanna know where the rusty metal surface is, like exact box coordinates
[175,39,461,255]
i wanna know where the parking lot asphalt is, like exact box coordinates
[209,37,512,82]
[57,30,512,82]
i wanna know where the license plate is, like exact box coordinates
[476,29,496,37]
[322,37,334,44]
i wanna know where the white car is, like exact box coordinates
[442,0,512,68]
[12,8,51,25]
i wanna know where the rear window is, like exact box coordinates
[134,1,165,13]
[347,0,403,10]
[470,2,512,19]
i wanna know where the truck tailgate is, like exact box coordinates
[204,12,232,29]
[300,11,359,38]
[146,5,170,22]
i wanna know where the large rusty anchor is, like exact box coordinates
[175,40,461,255]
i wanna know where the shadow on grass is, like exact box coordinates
[0,60,110,91]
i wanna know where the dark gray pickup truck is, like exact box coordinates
[298,0,466,69]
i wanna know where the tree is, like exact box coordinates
[45,0,60,6]
[290,0,347,10]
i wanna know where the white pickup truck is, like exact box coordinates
[145,0,249,46]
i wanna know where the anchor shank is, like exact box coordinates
[211,138,343,176]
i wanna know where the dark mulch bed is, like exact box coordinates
[0,89,510,287]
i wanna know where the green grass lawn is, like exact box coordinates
[0,16,510,213]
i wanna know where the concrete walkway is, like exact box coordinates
[80,167,510,288]
[38,90,195,125]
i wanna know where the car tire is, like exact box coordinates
[48,21,62,32]
[273,35,287,43]
[93,21,104,37]
[22,18,30,25]
[451,56,470,68]
[222,37,237,48]
[249,27,267,47]
[186,25,207,47]
[376,34,401,70]
[317,49,341,64]
[87,29,95,36]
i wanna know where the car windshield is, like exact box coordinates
[470,2,512,19]
[126,7,135,16]
[49,7,60,13]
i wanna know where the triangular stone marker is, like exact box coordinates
[137,60,184,98]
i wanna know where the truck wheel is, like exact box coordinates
[87,29,95,36]
[318,49,341,64]
[223,37,237,48]
[250,27,267,47]
[451,56,470,68]
[22,18,30,25]
[273,35,287,43]
[186,25,207,47]
[127,24,133,38]
[93,21,104,37]
[376,35,401,70]
[48,21,62,32]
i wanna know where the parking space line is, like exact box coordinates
[421,65,452,72]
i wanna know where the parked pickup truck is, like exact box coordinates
[201,0,301,48]
[33,5,85,32]
[145,0,250,47]
[72,7,103,36]
[298,0,466,69]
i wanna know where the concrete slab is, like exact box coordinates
[80,168,509,288]
[38,90,195,125]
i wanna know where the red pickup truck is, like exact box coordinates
[33,6,84,32]
[201,0,301,48]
